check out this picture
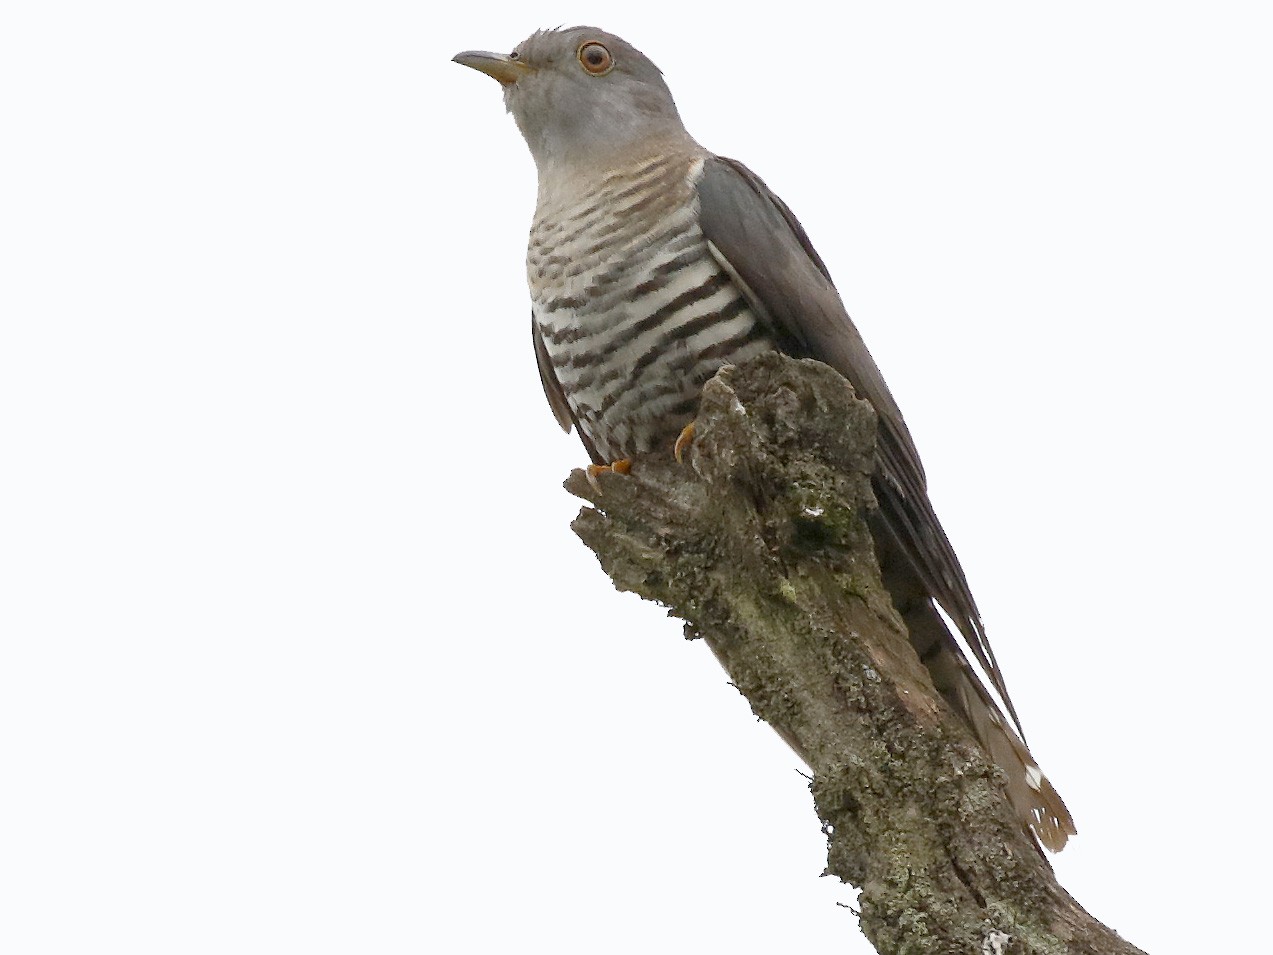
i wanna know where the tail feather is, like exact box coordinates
[906,600,1075,852]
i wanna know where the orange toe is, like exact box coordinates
[673,423,695,464]
[585,458,633,492]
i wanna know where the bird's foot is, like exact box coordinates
[673,422,695,464]
[585,458,632,493]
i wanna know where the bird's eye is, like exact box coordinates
[509,50,519,60]
[578,42,613,76]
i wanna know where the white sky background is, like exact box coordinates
[2,2,1270,952]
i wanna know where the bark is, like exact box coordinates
[565,353,1145,955]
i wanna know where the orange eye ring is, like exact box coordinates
[578,42,614,76]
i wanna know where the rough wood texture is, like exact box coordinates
[565,353,1144,955]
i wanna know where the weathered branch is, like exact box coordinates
[565,353,1144,955]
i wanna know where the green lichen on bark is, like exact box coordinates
[565,353,1145,955]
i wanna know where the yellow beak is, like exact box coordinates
[452,51,532,87]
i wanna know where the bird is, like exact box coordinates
[454,26,1075,852]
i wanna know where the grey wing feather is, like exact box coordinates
[532,313,604,465]
[696,155,1025,737]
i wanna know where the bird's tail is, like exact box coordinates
[904,603,1076,852]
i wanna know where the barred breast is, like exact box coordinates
[528,152,772,462]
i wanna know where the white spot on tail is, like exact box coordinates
[1025,764,1044,792]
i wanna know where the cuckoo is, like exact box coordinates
[454,27,1075,852]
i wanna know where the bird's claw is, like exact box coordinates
[585,458,632,493]
[673,422,695,464]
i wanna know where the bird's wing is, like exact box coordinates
[695,154,1025,737]
[532,311,604,465]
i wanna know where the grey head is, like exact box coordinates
[453,27,697,175]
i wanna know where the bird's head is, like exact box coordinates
[454,27,692,175]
